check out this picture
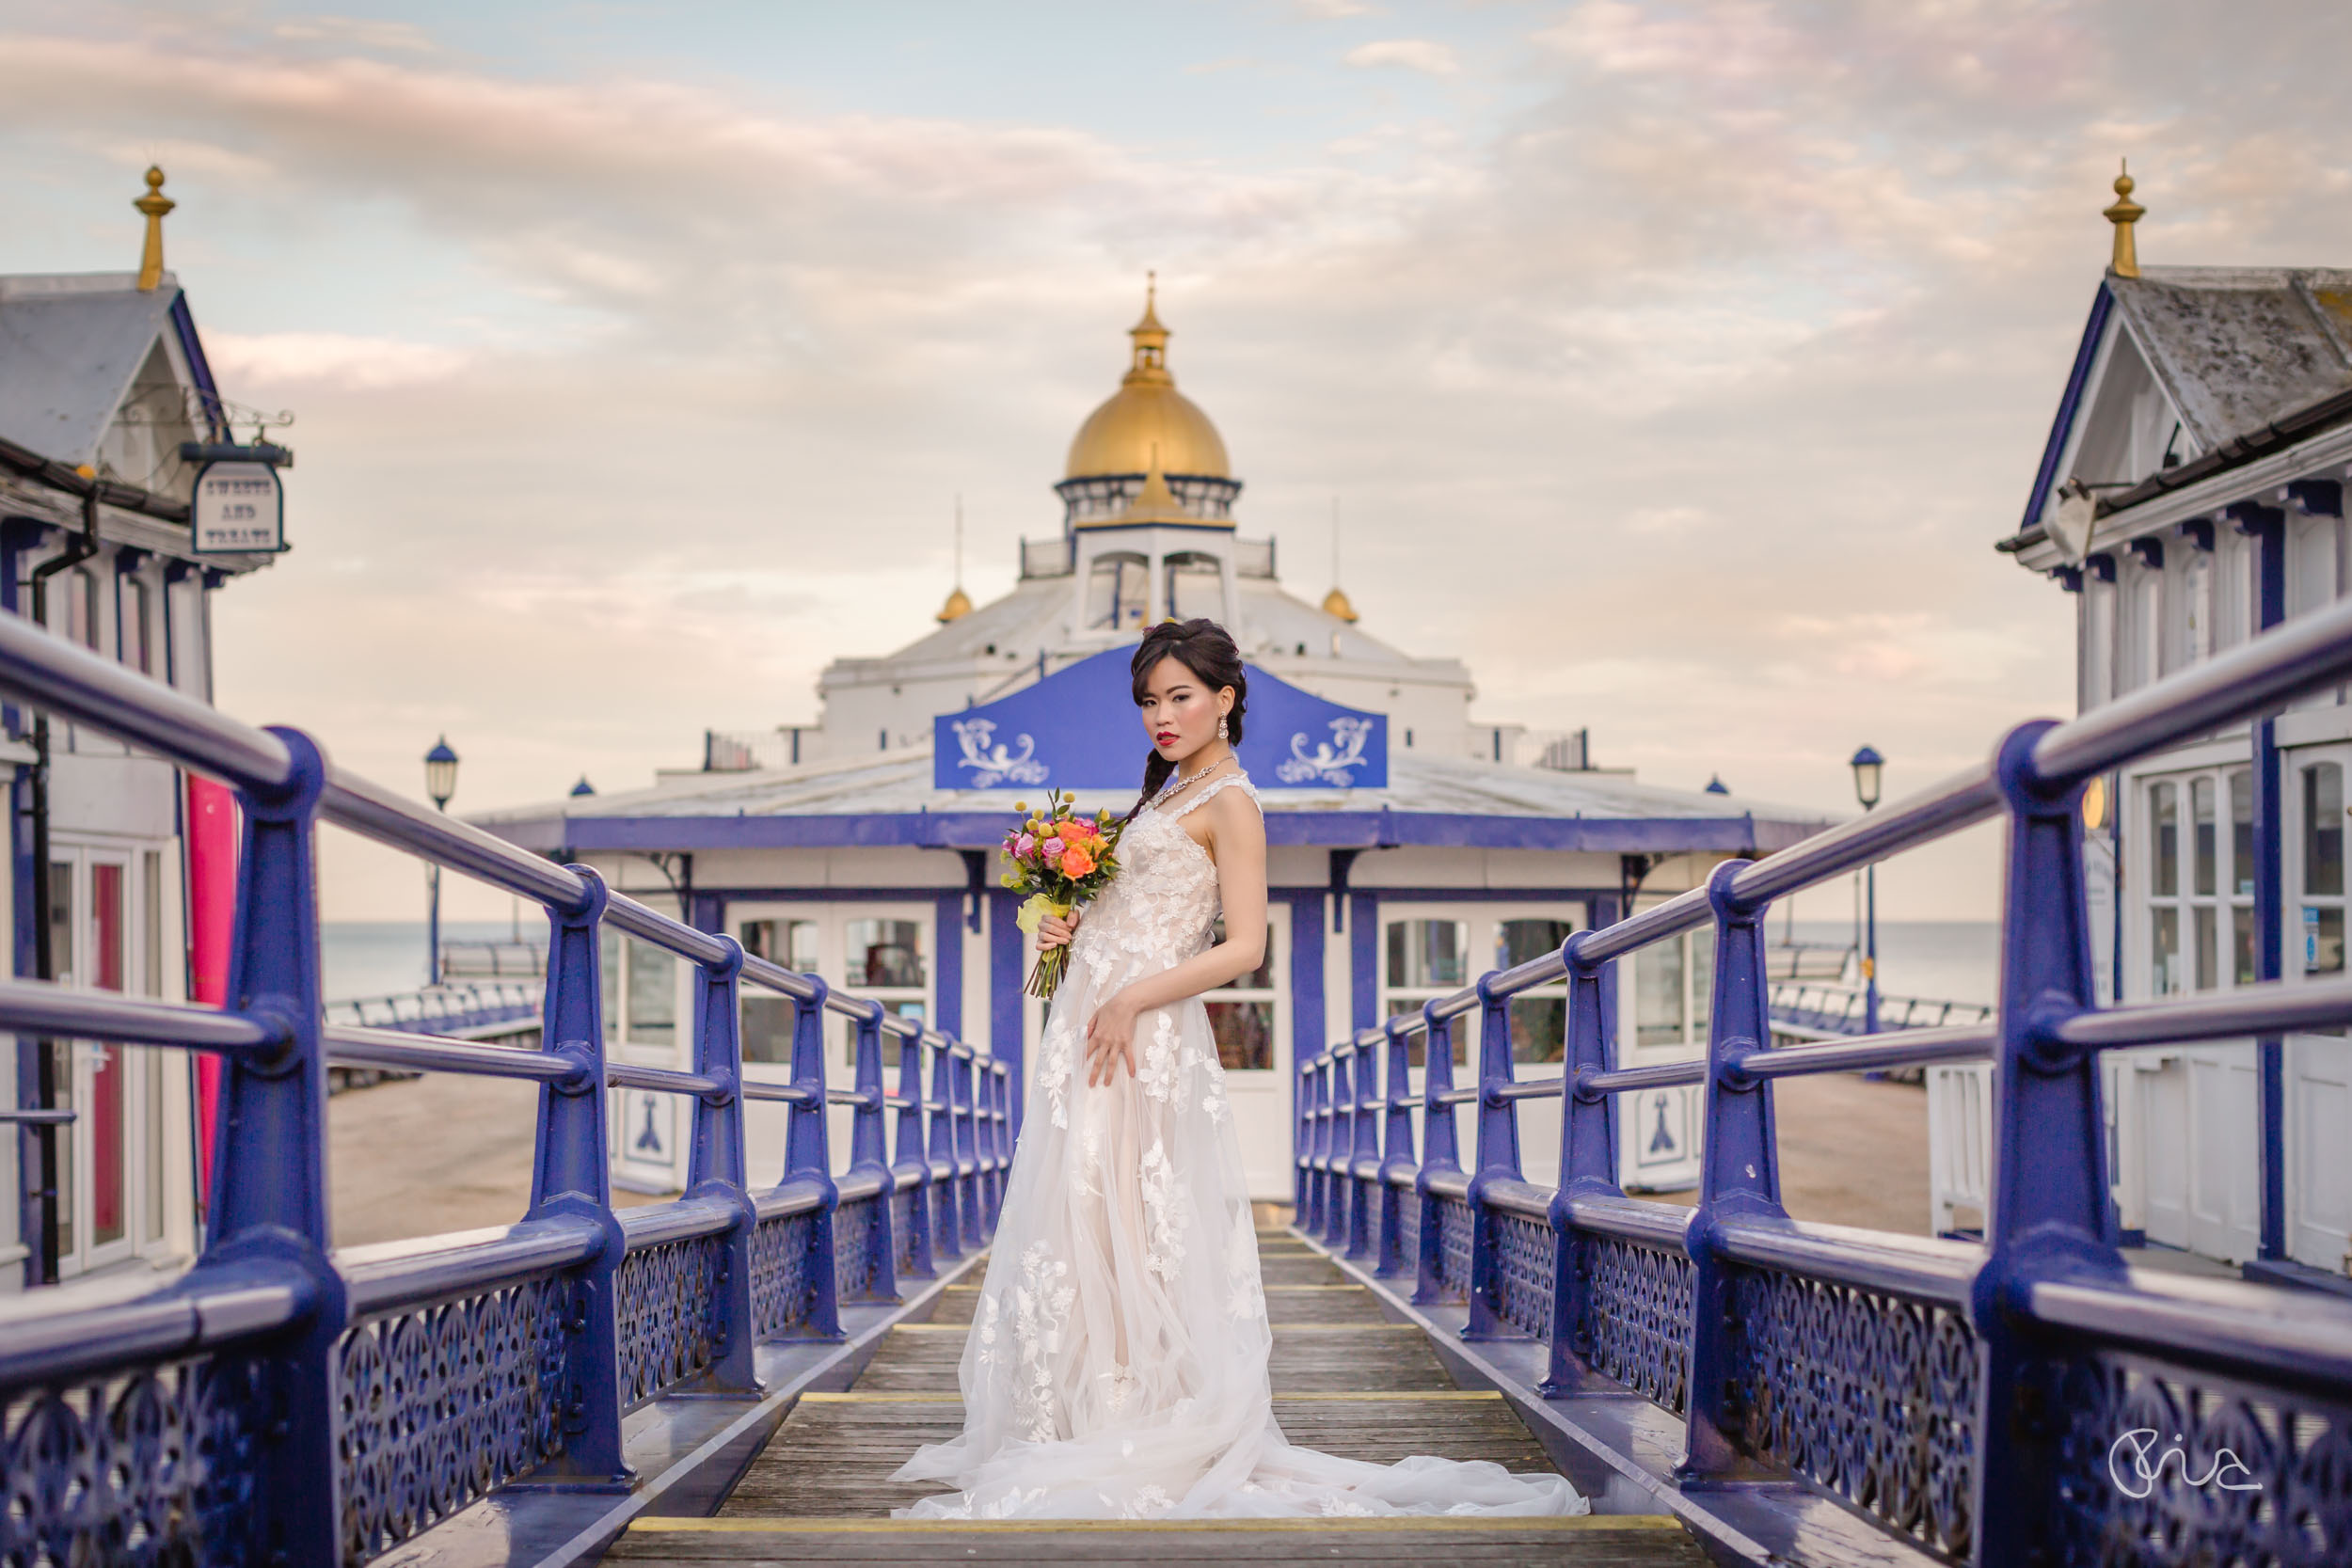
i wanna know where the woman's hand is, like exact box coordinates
[1036,909,1083,952]
[1085,991,1138,1085]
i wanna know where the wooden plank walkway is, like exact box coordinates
[605,1233,1706,1565]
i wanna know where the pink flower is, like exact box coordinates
[1014,832,1036,858]
[1040,836,1063,860]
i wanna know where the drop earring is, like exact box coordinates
[1217,714,1229,741]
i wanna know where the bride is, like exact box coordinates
[892,618,1585,1520]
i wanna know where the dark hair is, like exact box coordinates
[1128,618,1247,817]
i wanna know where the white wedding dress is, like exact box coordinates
[892,768,1586,1520]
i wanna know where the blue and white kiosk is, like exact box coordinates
[480,286,1829,1204]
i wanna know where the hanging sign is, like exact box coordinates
[191,461,285,554]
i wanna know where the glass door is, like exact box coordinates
[2286,746,2352,1273]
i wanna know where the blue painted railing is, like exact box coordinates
[0,613,1009,1566]
[1767,981,1994,1039]
[1300,598,2352,1567]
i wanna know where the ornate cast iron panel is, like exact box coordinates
[834,1198,876,1302]
[2046,1346,2350,1568]
[0,1354,261,1567]
[1394,1182,1422,1268]
[751,1212,815,1339]
[615,1236,723,1408]
[1436,1195,1475,1298]
[1491,1211,1556,1338]
[1727,1266,1977,1560]
[1581,1233,1692,1414]
[335,1276,570,1563]
[890,1190,919,1275]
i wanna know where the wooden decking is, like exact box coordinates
[605,1232,1706,1565]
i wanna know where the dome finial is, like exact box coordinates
[134,166,174,293]
[2104,159,2143,279]
[1321,496,1359,621]
[1126,272,1171,386]
[938,493,973,622]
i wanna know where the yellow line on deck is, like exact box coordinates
[636,1515,1672,1535]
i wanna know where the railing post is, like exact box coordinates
[846,1006,898,1303]
[1347,1037,1380,1260]
[1543,930,1623,1396]
[1465,975,1525,1339]
[982,1058,1008,1227]
[524,862,633,1487]
[952,1049,982,1242]
[682,932,761,1395]
[1377,1023,1415,1277]
[891,1030,934,1280]
[1320,1046,1353,1245]
[782,977,843,1339]
[1677,857,1781,1484]
[202,726,342,1563]
[1414,1001,1461,1306]
[926,1039,962,1260]
[1971,721,2119,1567]
[1294,1058,1311,1217]
[1308,1052,1331,1234]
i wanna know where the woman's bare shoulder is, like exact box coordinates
[1202,780,1265,840]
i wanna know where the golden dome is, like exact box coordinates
[1320,586,1359,623]
[1064,277,1231,481]
[936,584,974,623]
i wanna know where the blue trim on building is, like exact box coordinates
[1281,890,1326,1089]
[988,890,1025,1132]
[2022,281,2116,534]
[166,291,228,440]
[1348,891,1377,1036]
[1349,886,1616,904]
[511,811,1787,855]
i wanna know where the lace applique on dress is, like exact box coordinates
[891,765,1586,1523]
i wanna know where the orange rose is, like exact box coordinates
[1061,846,1096,878]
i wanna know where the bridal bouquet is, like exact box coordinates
[1000,789,1124,1000]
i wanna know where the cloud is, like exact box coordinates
[271,15,440,54]
[1343,40,1461,76]
[206,331,473,389]
[1296,0,1379,17]
[8,3,2350,921]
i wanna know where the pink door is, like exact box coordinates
[90,862,127,1248]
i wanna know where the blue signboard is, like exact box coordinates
[933,647,1386,791]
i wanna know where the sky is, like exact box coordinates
[8,0,2350,927]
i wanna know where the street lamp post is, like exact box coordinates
[1851,745,1883,1035]
[425,736,459,987]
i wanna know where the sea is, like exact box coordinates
[324,918,2003,1008]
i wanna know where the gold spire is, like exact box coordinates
[1119,443,1189,525]
[1321,585,1359,623]
[1124,271,1171,387]
[2104,160,2143,279]
[134,166,174,293]
[937,493,972,620]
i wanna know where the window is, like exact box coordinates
[1498,917,1575,1064]
[49,566,99,649]
[596,926,680,1049]
[122,577,152,674]
[2302,761,2344,976]
[739,918,818,1065]
[1634,925,1714,1050]
[1086,553,1150,630]
[1164,551,1223,622]
[1207,917,1277,1070]
[2144,768,2257,995]
[736,910,932,1067]
[1386,917,1468,1066]
[2182,549,2213,664]
[1379,907,1589,1067]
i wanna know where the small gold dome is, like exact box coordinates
[936,584,973,623]
[1321,585,1359,624]
[1064,277,1231,481]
